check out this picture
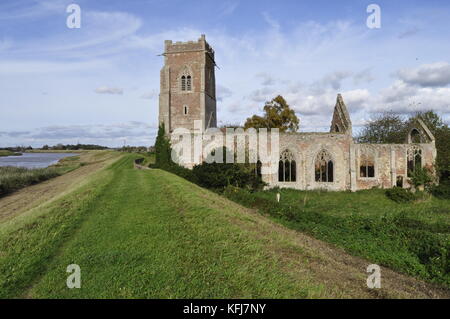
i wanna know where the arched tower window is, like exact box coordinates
[278,150,296,182]
[181,75,186,91]
[186,75,192,91]
[407,146,422,177]
[360,150,375,178]
[315,150,334,182]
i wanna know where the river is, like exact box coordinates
[0,152,79,169]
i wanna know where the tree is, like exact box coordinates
[244,95,299,132]
[154,123,172,168]
[357,112,407,144]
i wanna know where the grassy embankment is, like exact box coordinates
[0,150,21,157]
[0,154,448,298]
[224,187,450,288]
[0,154,82,197]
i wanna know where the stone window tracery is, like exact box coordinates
[407,146,422,177]
[315,149,334,183]
[278,150,296,182]
[360,150,375,178]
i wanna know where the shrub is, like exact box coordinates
[409,166,434,189]
[385,187,417,203]
[193,162,264,191]
[430,181,450,199]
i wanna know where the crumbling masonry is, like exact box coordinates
[158,35,437,191]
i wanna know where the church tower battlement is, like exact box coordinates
[159,34,217,134]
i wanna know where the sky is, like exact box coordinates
[1,0,450,147]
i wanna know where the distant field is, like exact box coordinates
[0,150,21,157]
[224,187,450,288]
[0,154,448,298]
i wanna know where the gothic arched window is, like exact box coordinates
[407,146,422,177]
[278,150,296,182]
[410,129,422,144]
[360,151,375,178]
[315,150,334,182]
[181,75,186,91]
[186,75,192,91]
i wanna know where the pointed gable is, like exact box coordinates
[330,94,352,134]
[406,118,435,143]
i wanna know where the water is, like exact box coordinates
[0,153,79,169]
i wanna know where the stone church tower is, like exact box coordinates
[159,34,217,134]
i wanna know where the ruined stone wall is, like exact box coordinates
[170,130,436,192]
[353,143,436,190]
[262,132,353,191]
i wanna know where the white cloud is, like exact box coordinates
[247,87,275,103]
[0,0,66,21]
[95,86,124,95]
[0,59,110,74]
[140,90,158,100]
[219,1,239,16]
[353,68,374,85]
[0,121,156,147]
[256,73,276,86]
[398,27,420,39]
[316,71,353,90]
[396,62,450,87]
[217,85,233,101]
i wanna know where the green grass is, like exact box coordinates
[0,156,81,197]
[223,187,450,288]
[0,154,326,298]
[0,150,21,157]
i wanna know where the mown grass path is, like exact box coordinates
[1,154,448,298]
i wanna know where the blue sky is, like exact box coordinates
[1,0,450,147]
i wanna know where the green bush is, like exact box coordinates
[385,187,417,203]
[193,162,263,191]
[431,182,450,199]
[409,166,434,189]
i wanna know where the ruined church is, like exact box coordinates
[158,35,437,191]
